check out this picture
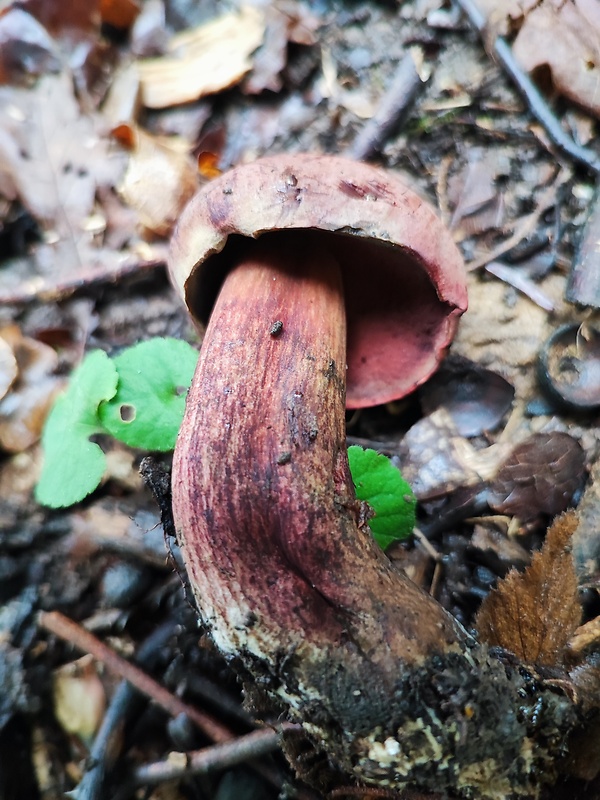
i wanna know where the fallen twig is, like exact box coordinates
[348,51,427,161]
[39,610,233,743]
[567,185,600,308]
[485,261,555,312]
[131,726,290,787]
[75,620,177,800]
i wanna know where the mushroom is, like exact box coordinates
[168,154,578,798]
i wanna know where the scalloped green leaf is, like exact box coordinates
[35,350,119,508]
[98,338,198,451]
[348,445,416,549]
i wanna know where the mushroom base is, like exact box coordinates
[237,642,576,799]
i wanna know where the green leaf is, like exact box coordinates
[98,338,198,451]
[35,351,119,508]
[348,445,416,550]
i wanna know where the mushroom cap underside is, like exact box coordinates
[168,153,467,408]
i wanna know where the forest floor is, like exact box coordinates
[1,1,600,799]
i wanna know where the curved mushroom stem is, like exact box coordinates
[172,232,577,798]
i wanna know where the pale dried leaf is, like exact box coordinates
[0,326,64,453]
[0,240,169,305]
[116,125,199,235]
[318,48,377,119]
[137,6,265,108]
[448,147,508,237]
[0,337,18,402]
[567,615,600,658]
[52,655,106,743]
[476,511,581,666]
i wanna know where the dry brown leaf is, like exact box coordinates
[398,408,510,500]
[244,1,319,94]
[137,6,265,108]
[447,147,508,239]
[0,69,176,301]
[476,511,581,667]
[513,2,600,118]
[15,0,100,37]
[420,356,515,437]
[476,1,600,118]
[487,432,586,522]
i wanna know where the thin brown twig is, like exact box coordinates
[77,620,177,800]
[435,155,453,228]
[348,51,427,162]
[38,610,233,744]
[131,726,290,786]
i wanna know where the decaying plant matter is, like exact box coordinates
[168,154,586,798]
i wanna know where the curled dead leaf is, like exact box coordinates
[114,124,199,236]
[420,356,515,437]
[52,654,106,743]
[479,0,600,119]
[137,7,265,108]
[488,432,586,522]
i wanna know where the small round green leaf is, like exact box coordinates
[347,445,416,550]
[35,350,119,508]
[98,338,198,451]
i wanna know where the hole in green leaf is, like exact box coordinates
[119,404,136,422]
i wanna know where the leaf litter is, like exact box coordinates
[2,0,600,796]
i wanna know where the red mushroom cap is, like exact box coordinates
[169,153,467,408]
